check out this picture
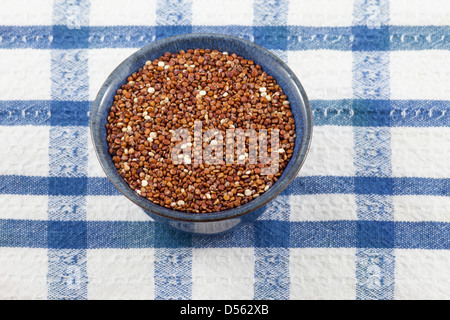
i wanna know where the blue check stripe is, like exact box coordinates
[46,0,90,300]
[0,175,448,196]
[312,99,450,127]
[352,0,394,300]
[2,219,450,250]
[153,0,193,300]
[2,99,448,127]
[253,0,291,300]
[1,25,449,50]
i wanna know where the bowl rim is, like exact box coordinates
[90,33,313,223]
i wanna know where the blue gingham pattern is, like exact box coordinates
[0,0,449,300]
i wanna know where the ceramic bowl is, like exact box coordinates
[90,33,312,234]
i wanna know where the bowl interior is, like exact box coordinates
[91,33,312,222]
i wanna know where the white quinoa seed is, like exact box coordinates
[148,87,155,94]
[158,61,165,67]
[278,148,286,153]
[177,200,185,206]
[199,90,207,96]
[244,189,252,196]
[259,87,266,92]
[149,132,157,139]
[141,180,148,187]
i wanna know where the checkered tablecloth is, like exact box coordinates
[0,0,449,300]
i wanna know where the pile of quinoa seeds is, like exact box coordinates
[106,49,296,213]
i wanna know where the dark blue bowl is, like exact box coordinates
[90,33,312,234]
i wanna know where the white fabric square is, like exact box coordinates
[192,0,253,26]
[290,248,356,299]
[395,250,450,300]
[299,125,355,177]
[87,248,155,300]
[390,0,450,26]
[90,0,157,26]
[0,0,53,25]
[0,248,48,299]
[87,133,106,177]
[86,196,151,221]
[0,195,48,221]
[0,126,49,176]
[391,127,450,178]
[0,50,51,100]
[288,50,353,100]
[288,0,354,26]
[290,194,357,221]
[88,48,138,100]
[192,248,254,299]
[394,195,450,222]
[390,51,450,100]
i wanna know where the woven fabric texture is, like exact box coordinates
[0,0,449,300]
